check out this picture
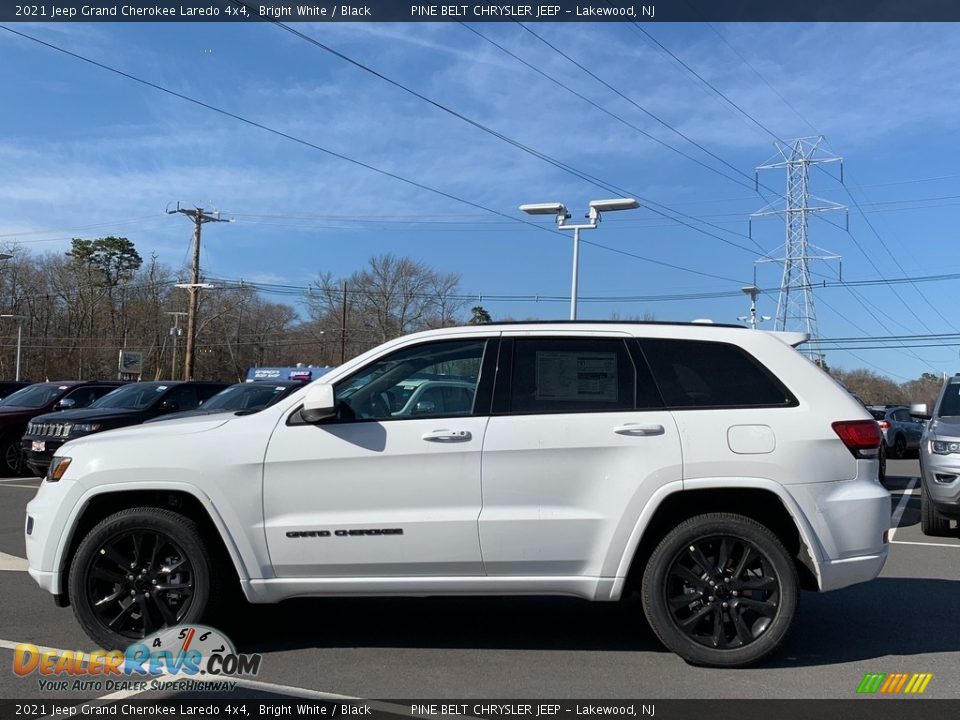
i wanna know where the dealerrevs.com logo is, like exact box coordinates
[856,672,934,695]
[13,625,261,693]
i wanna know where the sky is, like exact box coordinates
[1,20,959,382]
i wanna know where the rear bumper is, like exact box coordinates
[787,474,891,592]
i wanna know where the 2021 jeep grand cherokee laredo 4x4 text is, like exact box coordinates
[25,322,889,667]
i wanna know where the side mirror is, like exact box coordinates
[55,398,76,410]
[302,384,336,423]
[910,403,928,416]
[413,400,436,416]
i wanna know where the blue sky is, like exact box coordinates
[1,21,959,381]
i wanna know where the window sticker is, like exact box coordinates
[156,386,168,392]
[535,351,618,402]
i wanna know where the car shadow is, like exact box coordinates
[221,577,960,666]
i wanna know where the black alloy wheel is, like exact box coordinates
[642,513,797,667]
[70,508,220,650]
[0,436,23,477]
[893,435,907,459]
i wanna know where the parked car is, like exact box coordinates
[867,405,925,459]
[144,381,304,423]
[25,322,889,667]
[21,381,228,475]
[918,374,960,536]
[0,381,124,476]
[0,381,31,400]
[387,377,476,416]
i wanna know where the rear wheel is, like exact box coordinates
[69,507,222,650]
[892,435,907,459]
[878,444,886,483]
[921,483,952,537]
[641,513,798,667]
[0,436,24,477]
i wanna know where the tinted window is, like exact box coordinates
[164,386,199,411]
[507,338,636,414]
[641,339,795,409]
[938,384,960,417]
[64,386,104,408]
[334,340,485,421]
[203,384,291,411]
[92,384,168,410]
[0,384,66,409]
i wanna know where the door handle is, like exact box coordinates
[613,423,665,436]
[422,429,472,442]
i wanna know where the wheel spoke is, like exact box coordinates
[689,544,717,577]
[678,602,714,628]
[717,538,730,572]
[668,592,698,610]
[711,606,726,648]
[732,546,755,580]
[738,597,777,617]
[94,588,126,608]
[102,546,133,572]
[90,566,126,585]
[669,565,709,589]
[148,534,162,568]
[156,580,192,592]
[131,534,144,565]
[107,602,135,629]
[151,594,179,625]
[136,595,155,635]
[738,576,777,592]
[732,607,754,644]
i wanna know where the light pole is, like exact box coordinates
[174,283,214,380]
[0,315,27,380]
[738,286,771,330]
[520,198,639,320]
[165,311,187,380]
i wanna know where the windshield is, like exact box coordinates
[90,384,166,410]
[0,384,65,409]
[202,384,292,411]
[937,384,960,418]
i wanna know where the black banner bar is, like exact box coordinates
[2,699,960,720]
[2,0,960,22]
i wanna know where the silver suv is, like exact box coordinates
[919,375,960,536]
[868,405,924,459]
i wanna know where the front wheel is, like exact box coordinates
[641,513,798,667]
[0,436,24,477]
[920,484,952,537]
[69,508,221,650]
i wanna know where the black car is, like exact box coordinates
[22,381,228,475]
[0,380,124,476]
[144,380,304,423]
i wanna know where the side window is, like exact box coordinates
[506,337,637,414]
[90,386,118,403]
[640,339,796,409]
[64,387,99,408]
[163,386,199,411]
[334,340,486,421]
[197,385,225,403]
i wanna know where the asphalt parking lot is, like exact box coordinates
[1,460,957,701]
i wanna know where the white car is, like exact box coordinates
[25,322,889,667]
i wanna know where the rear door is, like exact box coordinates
[479,333,682,577]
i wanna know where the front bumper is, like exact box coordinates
[21,438,63,472]
[25,476,85,597]
[786,473,891,592]
[919,450,960,518]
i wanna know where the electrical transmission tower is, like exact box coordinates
[752,137,846,364]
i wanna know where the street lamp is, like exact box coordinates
[0,315,27,381]
[738,286,771,330]
[520,198,639,320]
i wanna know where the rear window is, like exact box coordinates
[640,339,796,409]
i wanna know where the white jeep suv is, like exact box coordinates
[25,322,889,667]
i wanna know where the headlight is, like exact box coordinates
[930,439,960,455]
[47,456,72,482]
[71,423,101,433]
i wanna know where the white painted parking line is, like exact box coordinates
[0,551,28,571]
[888,477,918,541]
[891,539,960,549]
[0,483,41,489]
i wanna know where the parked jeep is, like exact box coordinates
[25,323,888,667]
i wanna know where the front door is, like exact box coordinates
[263,337,494,578]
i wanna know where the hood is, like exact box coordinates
[145,409,237,423]
[31,407,146,424]
[930,416,960,436]
[61,415,233,451]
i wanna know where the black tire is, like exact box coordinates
[69,507,223,650]
[920,482,952,537]
[641,513,798,668]
[892,435,907,459]
[878,444,886,484]
[0,435,24,477]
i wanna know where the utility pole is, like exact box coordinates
[340,280,347,364]
[752,137,845,363]
[165,311,187,380]
[168,204,230,379]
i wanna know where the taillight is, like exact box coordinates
[832,420,882,457]
[878,420,890,430]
